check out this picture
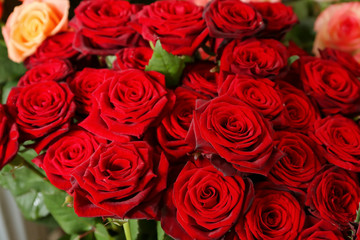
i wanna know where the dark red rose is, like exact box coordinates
[203,0,264,39]
[18,59,73,87]
[301,57,360,115]
[168,157,253,240]
[187,95,281,176]
[0,105,19,170]
[268,131,324,189]
[6,82,76,153]
[181,62,219,98]
[219,75,285,126]
[71,0,145,55]
[113,47,153,71]
[24,32,79,68]
[220,38,288,80]
[298,218,344,240]
[133,0,208,55]
[79,69,174,142]
[311,115,360,172]
[306,165,360,229]
[276,81,320,132]
[157,87,207,160]
[235,182,306,240]
[33,127,106,192]
[67,68,117,115]
[320,48,360,77]
[71,141,169,219]
[252,2,298,39]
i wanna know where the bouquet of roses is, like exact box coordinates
[1,0,360,239]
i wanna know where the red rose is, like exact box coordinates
[181,62,219,98]
[311,115,360,172]
[79,69,174,142]
[268,131,324,189]
[133,0,208,55]
[33,127,106,192]
[235,182,306,240]
[168,157,253,240]
[24,32,79,68]
[306,165,360,228]
[298,218,344,240]
[301,57,360,115]
[71,141,169,219]
[157,87,207,160]
[219,75,285,126]
[187,95,281,176]
[252,2,298,39]
[0,105,19,170]
[67,68,117,115]
[71,0,145,55]
[113,47,153,71]
[18,59,73,87]
[276,81,320,132]
[6,82,76,153]
[220,38,288,80]
[203,0,264,39]
[320,48,360,77]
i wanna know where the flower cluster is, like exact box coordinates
[2,0,360,239]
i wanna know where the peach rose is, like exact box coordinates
[313,2,360,58]
[2,0,69,63]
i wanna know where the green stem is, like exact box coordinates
[355,202,360,223]
[123,222,132,240]
[21,159,48,180]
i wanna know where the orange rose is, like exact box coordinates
[313,2,360,59]
[2,0,69,63]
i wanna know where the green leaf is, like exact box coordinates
[1,79,17,104]
[288,55,300,66]
[95,223,111,240]
[105,55,117,69]
[127,220,139,240]
[157,221,164,240]
[145,40,185,88]
[42,188,97,235]
[0,164,50,220]
[0,39,26,84]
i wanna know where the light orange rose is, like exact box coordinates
[313,2,360,58]
[2,0,69,63]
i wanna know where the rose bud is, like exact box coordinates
[203,0,264,39]
[79,69,175,142]
[113,47,153,71]
[132,0,208,56]
[164,157,253,240]
[33,127,106,192]
[306,165,360,229]
[18,59,73,87]
[220,38,288,81]
[71,141,169,219]
[301,57,360,115]
[268,131,324,189]
[67,68,117,116]
[187,95,282,176]
[252,2,298,39]
[181,62,219,98]
[234,182,305,240]
[311,115,360,172]
[71,0,145,55]
[6,81,76,153]
[24,32,80,68]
